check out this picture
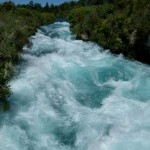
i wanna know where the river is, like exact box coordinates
[0,22,150,150]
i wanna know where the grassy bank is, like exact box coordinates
[0,2,55,111]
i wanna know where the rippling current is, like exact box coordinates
[1,22,150,150]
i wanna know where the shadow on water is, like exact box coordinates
[66,65,115,108]
[55,18,69,23]
[54,120,77,147]
[75,85,114,108]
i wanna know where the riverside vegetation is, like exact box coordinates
[0,0,150,110]
[66,0,150,63]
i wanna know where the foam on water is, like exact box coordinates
[0,22,150,150]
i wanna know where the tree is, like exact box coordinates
[44,2,49,12]
[29,1,34,8]
[0,1,15,11]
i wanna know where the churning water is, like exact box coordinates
[1,22,150,150]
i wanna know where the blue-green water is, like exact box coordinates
[0,22,150,150]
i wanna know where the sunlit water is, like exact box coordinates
[1,22,150,150]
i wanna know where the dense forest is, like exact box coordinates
[0,0,150,111]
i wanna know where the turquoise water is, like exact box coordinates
[0,22,150,150]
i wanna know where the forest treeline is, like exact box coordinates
[0,0,150,110]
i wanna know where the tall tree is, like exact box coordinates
[44,2,49,12]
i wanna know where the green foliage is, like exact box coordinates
[39,12,55,25]
[67,0,150,63]
[0,1,15,11]
[51,1,81,18]
[67,6,98,36]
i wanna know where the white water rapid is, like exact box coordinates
[0,22,150,150]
